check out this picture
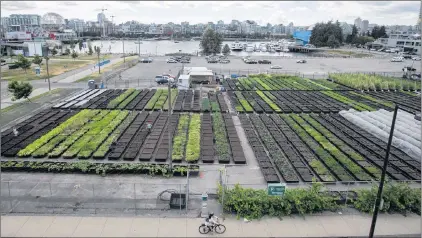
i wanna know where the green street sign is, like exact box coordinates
[268,183,286,196]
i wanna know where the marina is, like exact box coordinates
[60,39,310,57]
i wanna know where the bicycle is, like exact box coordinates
[198,218,226,234]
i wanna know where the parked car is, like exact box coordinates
[180,59,190,63]
[220,59,230,64]
[140,58,153,63]
[8,64,19,69]
[246,59,258,64]
[155,75,169,84]
[167,59,178,63]
[207,59,218,63]
[412,56,421,61]
[296,59,307,63]
[402,54,413,59]
[391,57,404,62]
[270,65,282,69]
[258,60,271,64]
[1,59,6,63]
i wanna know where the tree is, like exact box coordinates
[51,47,58,57]
[222,44,231,55]
[15,55,32,74]
[8,81,33,102]
[78,41,83,51]
[71,50,78,60]
[345,25,359,44]
[309,21,343,47]
[199,28,223,55]
[327,35,340,48]
[94,46,101,55]
[88,45,93,55]
[378,26,387,38]
[69,39,76,50]
[32,54,43,68]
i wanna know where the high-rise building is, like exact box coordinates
[354,17,362,29]
[3,14,41,32]
[68,18,85,35]
[361,20,369,33]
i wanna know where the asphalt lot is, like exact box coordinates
[117,56,420,82]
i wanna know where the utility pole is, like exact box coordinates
[110,15,115,36]
[45,56,51,91]
[368,105,399,238]
[168,82,173,171]
[122,37,125,62]
[135,37,141,57]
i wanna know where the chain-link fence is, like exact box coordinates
[0,180,193,216]
[0,167,224,217]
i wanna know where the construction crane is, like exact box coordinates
[95,8,108,37]
[110,15,116,35]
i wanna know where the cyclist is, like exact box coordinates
[204,212,219,229]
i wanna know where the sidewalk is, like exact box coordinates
[1,88,50,109]
[1,213,420,237]
[56,57,127,83]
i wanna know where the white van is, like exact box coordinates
[391,57,404,62]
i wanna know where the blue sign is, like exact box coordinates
[96,59,111,67]
[35,67,41,76]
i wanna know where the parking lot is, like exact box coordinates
[115,56,420,84]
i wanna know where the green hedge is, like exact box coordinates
[219,182,421,220]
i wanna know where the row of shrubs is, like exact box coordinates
[218,182,421,220]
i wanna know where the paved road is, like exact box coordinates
[1,56,419,95]
[116,56,419,83]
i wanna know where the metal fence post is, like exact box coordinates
[344,182,349,207]
[186,170,190,215]
[92,184,96,215]
[49,182,52,197]
[8,182,12,212]
[179,184,182,212]
[134,183,137,216]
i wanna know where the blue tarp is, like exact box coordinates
[96,59,111,67]
[293,31,312,45]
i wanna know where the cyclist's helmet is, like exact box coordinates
[208,212,214,218]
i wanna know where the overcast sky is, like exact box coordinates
[1,1,420,26]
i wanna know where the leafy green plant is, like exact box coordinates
[256,90,281,112]
[323,91,375,111]
[18,109,99,157]
[107,88,136,109]
[354,183,421,215]
[280,115,353,181]
[93,112,137,158]
[235,92,253,112]
[185,114,201,162]
[218,182,338,220]
[145,89,164,110]
[329,73,420,92]
[1,160,199,177]
[163,89,178,110]
[212,113,230,162]
[118,90,140,109]
[172,114,190,161]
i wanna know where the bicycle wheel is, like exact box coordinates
[214,224,226,234]
[199,224,210,234]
